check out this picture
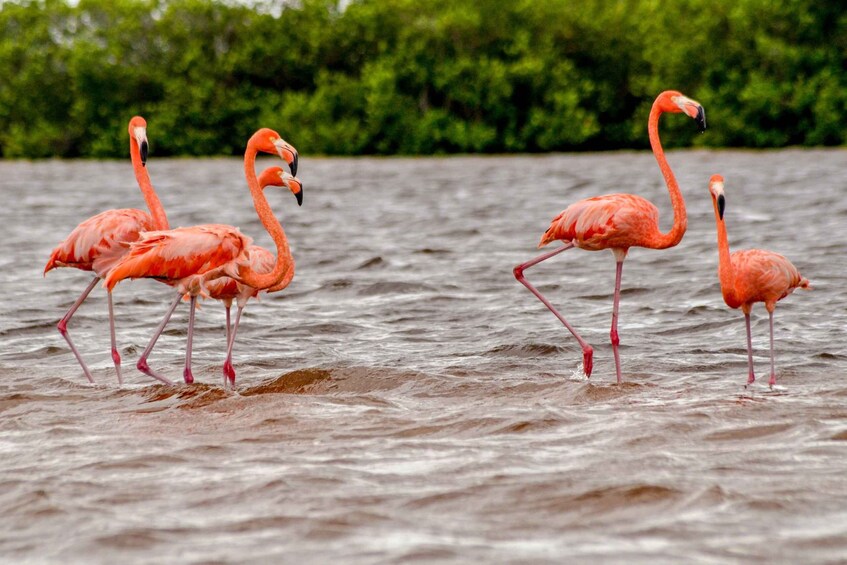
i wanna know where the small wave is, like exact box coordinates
[357,281,437,296]
[242,365,438,397]
[486,343,562,357]
[572,484,682,507]
[705,422,794,441]
[241,367,333,395]
[357,256,386,269]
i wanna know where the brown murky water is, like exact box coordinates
[1,150,846,563]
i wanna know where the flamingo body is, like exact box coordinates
[44,208,154,276]
[540,193,665,252]
[723,249,808,313]
[104,225,253,291]
[206,246,274,305]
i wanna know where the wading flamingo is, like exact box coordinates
[513,90,706,383]
[205,238,295,387]
[103,130,301,385]
[707,175,810,388]
[44,117,168,384]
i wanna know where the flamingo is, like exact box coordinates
[707,175,810,388]
[205,241,295,387]
[44,117,168,384]
[513,90,706,383]
[103,130,301,385]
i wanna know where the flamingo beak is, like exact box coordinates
[134,127,149,166]
[290,152,299,177]
[717,193,725,220]
[274,139,299,176]
[281,173,304,206]
[291,179,304,207]
[695,105,707,133]
[674,96,706,132]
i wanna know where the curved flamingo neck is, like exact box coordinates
[647,101,687,249]
[130,137,169,230]
[712,199,739,307]
[237,144,292,289]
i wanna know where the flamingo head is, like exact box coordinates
[249,128,299,176]
[657,90,706,132]
[128,116,149,166]
[257,166,304,207]
[708,174,725,220]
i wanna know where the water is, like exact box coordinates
[1,149,846,563]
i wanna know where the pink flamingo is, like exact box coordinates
[103,130,301,385]
[513,90,706,383]
[205,241,295,387]
[707,175,810,388]
[44,117,168,384]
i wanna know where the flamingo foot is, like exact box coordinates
[746,373,755,387]
[223,360,236,387]
[768,374,776,388]
[582,346,594,378]
[183,367,195,385]
[137,358,176,386]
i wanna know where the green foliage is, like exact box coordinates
[0,0,845,157]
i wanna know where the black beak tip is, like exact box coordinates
[290,153,298,177]
[295,189,303,207]
[696,106,707,133]
[140,140,149,166]
[717,193,725,220]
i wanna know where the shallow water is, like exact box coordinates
[1,149,846,563]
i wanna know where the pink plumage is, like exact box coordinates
[514,90,707,383]
[708,174,810,387]
[43,117,167,384]
[724,249,809,311]
[539,194,665,251]
[44,208,154,276]
[103,225,253,291]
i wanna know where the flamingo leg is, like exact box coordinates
[183,295,197,384]
[225,305,232,346]
[107,291,123,385]
[513,243,594,377]
[768,310,776,388]
[610,260,624,384]
[136,293,181,386]
[56,276,100,383]
[744,312,755,386]
[222,306,244,387]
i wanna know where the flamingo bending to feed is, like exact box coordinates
[513,90,706,383]
[707,175,810,388]
[204,241,295,387]
[44,117,168,384]
[103,130,301,385]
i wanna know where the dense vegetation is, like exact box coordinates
[1,0,845,157]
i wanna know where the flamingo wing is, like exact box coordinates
[44,209,154,276]
[731,249,806,304]
[104,224,253,290]
[540,194,659,250]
